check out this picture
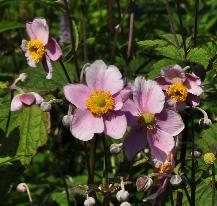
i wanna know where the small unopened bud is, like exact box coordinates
[110,143,122,154]
[191,148,202,158]
[170,175,182,186]
[199,118,212,128]
[40,102,52,112]
[17,183,27,193]
[19,73,28,82]
[116,189,129,202]
[62,115,73,127]
[84,195,95,206]
[136,175,153,192]
[120,201,131,206]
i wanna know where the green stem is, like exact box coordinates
[59,59,72,83]
[212,164,216,206]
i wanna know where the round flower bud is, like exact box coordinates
[136,175,153,192]
[116,189,129,202]
[199,118,212,128]
[191,148,202,158]
[204,153,216,165]
[40,102,52,112]
[84,196,95,206]
[62,115,73,127]
[19,73,28,82]
[120,201,131,206]
[17,183,27,193]
[170,175,182,186]
[110,143,122,154]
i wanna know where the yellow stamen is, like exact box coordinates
[139,112,156,130]
[158,153,174,173]
[86,90,115,116]
[27,40,45,63]
[166,82,188,102]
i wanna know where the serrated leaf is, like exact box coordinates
[16,105,48,166]
[187,48,210,67]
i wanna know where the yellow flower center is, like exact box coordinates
[166,82,188,102]
[204,153,216,165]
[158,162,173,174]
[139,112,156,130]
[27,40,45,63]
[86,90,115,116]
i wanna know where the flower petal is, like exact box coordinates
[11,94,22,111]
[187,93,200,106]
[30,92,44,104]
[133,77,165,114]
[104,111,127,139]
[46,37,62,61]
[155,77,171,90]
[86,60,124,94]
[147,129,175,163]
[21,40,28,52]
[124,128,147,160]
[114,93,123,110]
[64,84,91,109]
[42,56,53,79]
[30,17,49,45]
[70,109,104,141]
[161,64,185,83]
[26,23,36,39]
[20,93,35,105]
[156,109,184,136]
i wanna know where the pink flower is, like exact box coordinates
[11,92,43,111]
[123,77,184,163]
[64,60,128,141]
[155,64,203,110]
[21,17,62,79]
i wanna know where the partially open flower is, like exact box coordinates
[84,195,95,206]
[19,73,28,82]
[170,175,182,186]
[116,177,129,202]
[40,102,52,112]
[21,17,62,79]
[17,183,27,193]
[11,92,43,112]
[136,175,153,192]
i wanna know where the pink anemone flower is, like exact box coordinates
[21,17,62,79]
[123,77,184,163]
[11,92,43,112]
[64,60,128,141]
[155,64,203,110]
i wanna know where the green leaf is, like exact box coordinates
[0,22,24,33]
[187,48,210,67]
[16,105,48,166]
[51,192,69,206]
[137,39,167,48]
[72,20,79,51]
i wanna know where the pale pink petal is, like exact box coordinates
[21,40,27,52]
[134,77,165,114]
[187,93,200,106]
[70,109,104,141]
[124,128,147,160]
[184,74,203,96]
[104,111,127,139]
[114,93,123,110]
[155,77,170,90]
[11,94,22,111]
[31,17,49,45]
[26,23,36,39]
[64,84,91,109]
[30,92,44,104]
[26,52,36,67]
[156,109,184,136]
[42,56,53,79]
[120,84,132,102]
[20,93,35,105]
[147,129,175,163]
[85,60,124,94]
[46,37,62,61]
[161,64,185,83]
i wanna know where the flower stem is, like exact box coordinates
[193,0,199,47]
[212,164,216,206]
[59,59,72,83]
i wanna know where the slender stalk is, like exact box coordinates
[169,184,175,206]
[5,91,14,134]
[62,174,71,206]
[193,0,199,47]
[212,164,216,206]
[176,0,187,59]
[165,0,180,48]
[191,108,195,206]
[59,59,72,83]
[102,135,110,206]
[183,184,192,206]
[62,0,80,79]
[108,0,114,35]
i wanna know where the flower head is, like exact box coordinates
[21,17,62,79]
[204,152,216,165]
[123,77,184,163]
[11,92,43,111]
[155,65,203,110]
[64,60,129,141]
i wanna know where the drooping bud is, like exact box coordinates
[170,175,182,186]
[40,102,52,112]
[199,118,212,128]
[110,143,122,154]
[19,73,28,82]
[136,175,153,192]
[84,195,95,206]
[120,201,131,206]
[17,183,27,193]
[116,190,129,202]
[62,115,73,127]
[191,148,202,158]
